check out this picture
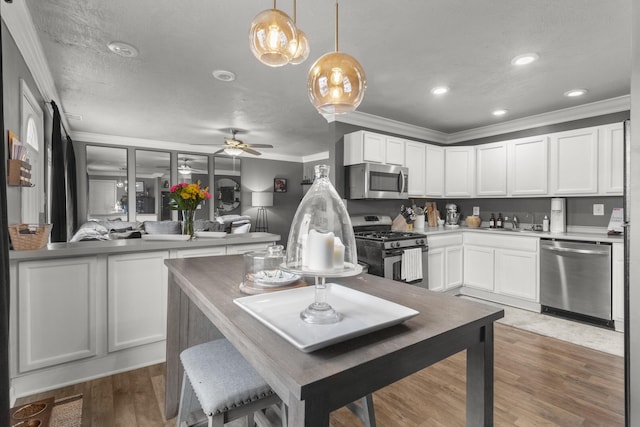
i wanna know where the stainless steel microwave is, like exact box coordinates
[346,163,409,199]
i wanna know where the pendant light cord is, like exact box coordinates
[335,1,339,52]
[273,0,276,9]
[293,0,297,23]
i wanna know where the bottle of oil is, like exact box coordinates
[496,213,503,228]
[489,213,496,228]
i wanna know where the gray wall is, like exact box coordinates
[240,157,303,246]
[2,21,50,224]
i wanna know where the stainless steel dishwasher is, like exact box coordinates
[540,239,613,327]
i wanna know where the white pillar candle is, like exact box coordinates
[306,229,335,271]
[333,237,345,269]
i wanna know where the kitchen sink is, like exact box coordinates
[481,227,540,233]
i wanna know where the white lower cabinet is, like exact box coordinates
[173,246,226,258]
[226,242,274,254]
[612,242,624,330]
[463,246,495,291]
[107,251,169,352]
[462,232,539,304]
[494,249,538,301]
[17,257,100,373]
[427,234,463,292]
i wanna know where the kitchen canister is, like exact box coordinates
[240,245,302,294]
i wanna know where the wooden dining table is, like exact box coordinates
[164,255,504,427]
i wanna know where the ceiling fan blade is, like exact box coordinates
[242,147,262,156]
[245,144,273,148]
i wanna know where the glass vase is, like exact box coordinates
[182,209,195,239]
[283,164,361,324]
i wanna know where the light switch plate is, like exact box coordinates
[473,206,480,216]
[593,204,605,216]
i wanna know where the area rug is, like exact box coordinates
[50,394,83,427]
[459,296,624,357]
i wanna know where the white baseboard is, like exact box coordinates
[10,386,16,407]
[11,341,166,399]
[459,287,541,312]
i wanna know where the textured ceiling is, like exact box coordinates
[24,0,631,157]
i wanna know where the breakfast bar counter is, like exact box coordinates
[164,255,504,426]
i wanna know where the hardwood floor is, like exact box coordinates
[16,324,624,426]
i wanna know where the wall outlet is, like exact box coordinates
[593,204,605,216]
[473,206,480,216]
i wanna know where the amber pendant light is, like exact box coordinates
[249,0,297,67]
[288,0,310,65]
[307,1,366,114]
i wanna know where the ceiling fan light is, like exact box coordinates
[308,52,366,114]
[178,167,192,175]
[249,8,297,67]
[289,29,310,65]
[224,147,244,156]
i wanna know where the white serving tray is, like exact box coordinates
[142,234,191,241]
[234,284,419,352]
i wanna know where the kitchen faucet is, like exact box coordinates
[511,215,519,229]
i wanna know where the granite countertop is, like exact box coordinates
[9,232,281,261]
[416,226,623,243]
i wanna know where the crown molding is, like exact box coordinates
[1,1,70,132]
[445,95,631,144]
[326,111,449,143]
[301,151,330,163]
[71,131,310,163]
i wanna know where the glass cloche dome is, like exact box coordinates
[284,164,361,324]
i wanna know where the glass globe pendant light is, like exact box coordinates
[284,164,362,324]
[249,0,297,67]
[288,0,310,65]
[307,1,366,114]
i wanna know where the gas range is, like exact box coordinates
[354,230,427,250]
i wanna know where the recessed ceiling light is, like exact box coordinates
[492,109,508,117]
[107,41,139,58]
[511,53,539,66]
[564,88,588,98]
[430,86,449,95]
[212,70,236,82]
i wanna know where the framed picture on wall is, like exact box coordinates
[274,178,287,193]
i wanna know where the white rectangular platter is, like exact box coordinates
[234,283,419,352]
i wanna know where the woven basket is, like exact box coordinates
[8,224,52,250]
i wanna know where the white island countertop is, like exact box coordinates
[9,232,281,261]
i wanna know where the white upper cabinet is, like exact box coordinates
[599,122,624,195]
[386,137,406,166]
[425,144,445,197]
[444,147,475,197]
[405,141,426,196]
[344,131,407,166]
[508,135,549,196]
[476,142,507,196]
[550,127,599,195]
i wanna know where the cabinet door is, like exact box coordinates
[362,132,385,163]
[508,136,549,196]
[599,123,624,195]
[18,257,99,372]
[476,142,507,196]
[612,242,624,326]
[445,147,475,197]
[108,251,169,352]
[386,137,406,166]
[174,246,226,258]
[427,247,445,292]
[445,246,463,289]
[425,144,444,197]
[550,127,599,194]
[463,246,494,291]
[494,249,538,301]
[405,141,426,196]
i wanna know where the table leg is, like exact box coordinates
[466,324,494,427]
[287,394,330,427]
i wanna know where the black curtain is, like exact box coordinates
[65,135,77,235]
[50,101,67,242]
[0,10,12,426]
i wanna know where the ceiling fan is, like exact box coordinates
[214,130,273,156]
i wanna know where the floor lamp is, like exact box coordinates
[252,192,273,232]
